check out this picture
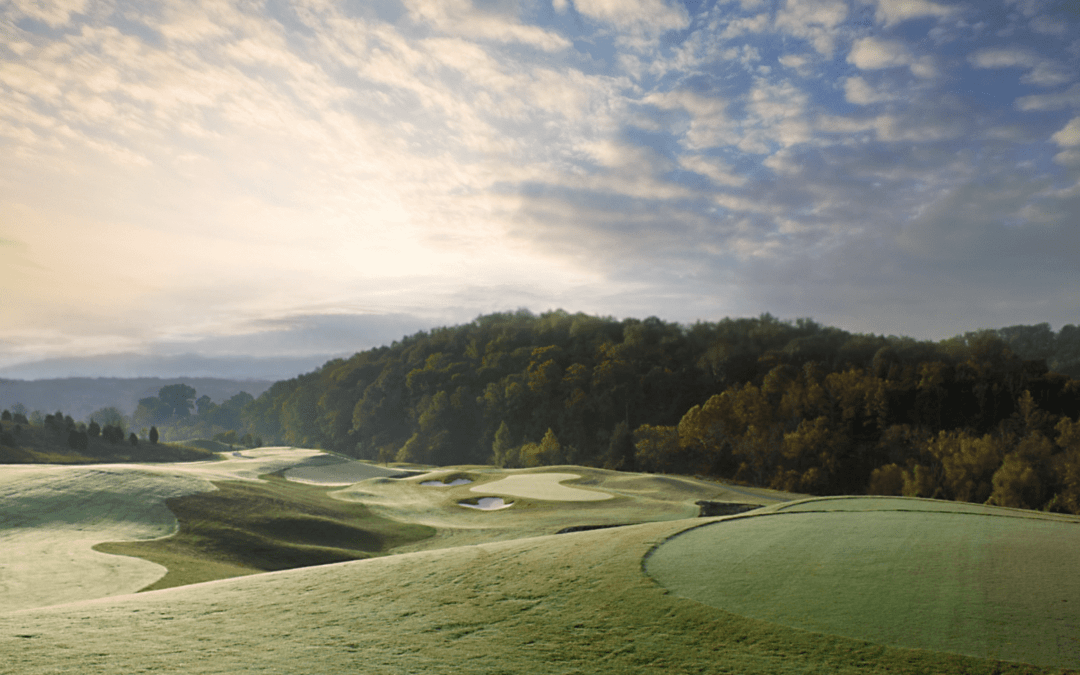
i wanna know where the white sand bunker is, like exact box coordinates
[421,478,473,487]
[458,497,513,510]
[471,473,612,502]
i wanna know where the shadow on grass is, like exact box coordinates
[95,474,435,591]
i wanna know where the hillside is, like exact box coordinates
[240,310,1080,514]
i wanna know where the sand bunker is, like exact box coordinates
[470,473,612,501]
[421,478,473,487]
[458,497,513,510]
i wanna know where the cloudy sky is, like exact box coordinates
[1,0,1078,378]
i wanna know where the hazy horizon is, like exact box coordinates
[2,0,1077,376]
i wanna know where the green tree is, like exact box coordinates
[67,428,88,451]
[605,420,635,471]
[149,426,158,444]
[491,421,515,467]
[87,420,100,438]
[158,384,197,418]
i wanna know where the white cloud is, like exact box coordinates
[679,154,747,186]
[776,52,818,78]
[1029,14,1070,36]
[1015,84,1080,111]
[403,0,571,51]
[644,89,734,150]
[843,76,895,105]
[774,0,848,55]
[720,12,771,40]
[848,37,936,78]
[6,0,86,28]
[1052,117,1080,147]
[874,0,954,27]
[968,47,1072,86]
[568,0,690,34]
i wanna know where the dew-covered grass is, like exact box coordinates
[646,496,1080,670]
[2,516,1058,675]
[95,474,435,591]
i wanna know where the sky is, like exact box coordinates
[1,0,1078,379]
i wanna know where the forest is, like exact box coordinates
[237,311,1080,514]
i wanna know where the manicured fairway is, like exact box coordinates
[646,497,1080,669]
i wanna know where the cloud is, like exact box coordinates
[643,89,734,150]
[968,48,1072,86]
[848,37,936,78]
[679,154,748,187]
[774,0,848,55]
[6,0,86,28]
[843,75,895,105]
[403,0,571,51]
[1052,117,1080,147]
[1015,83,1080,111]
[874,0,954,27]
[567,0,690,35]
[720,12,771,40]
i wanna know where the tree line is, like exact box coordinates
[237,310,1080,513]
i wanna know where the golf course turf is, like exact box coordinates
[4,451,1076,673]
[645,496,1080,670]
[94,474,436,590]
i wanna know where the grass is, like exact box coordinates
[4,456,1070,673]
[94,474,435,590]
[645,496,1080,670]
[2,516,1062,675]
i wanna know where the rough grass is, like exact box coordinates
[95,474,435,590]
[646,496,1080,670]
[2,517,1061,675]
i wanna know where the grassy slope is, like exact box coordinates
[95,474,435,590]
[2,517,1057,675]
[646,497,1080,670]
[5,460,1068,673]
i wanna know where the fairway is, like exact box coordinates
[646,497,1080,669]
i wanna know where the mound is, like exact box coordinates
[283,457,416,485]
[645,496,1080,669]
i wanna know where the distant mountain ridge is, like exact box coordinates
[0,352,345,381]
[0,377,275,421]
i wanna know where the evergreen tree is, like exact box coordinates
[149,426,159,444]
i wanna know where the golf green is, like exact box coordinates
[645,497,1080,669]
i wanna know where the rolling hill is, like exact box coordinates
[0,448,1075,674]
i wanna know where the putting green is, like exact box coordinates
[645,497,1080,669]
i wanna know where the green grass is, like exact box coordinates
[94,474,435,590]
[4,516,1061,675]
[646,496,1080,669]
[9,463,1071,673]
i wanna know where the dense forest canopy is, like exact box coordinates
[236,311,1080,514]
[4,311,1078,513]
